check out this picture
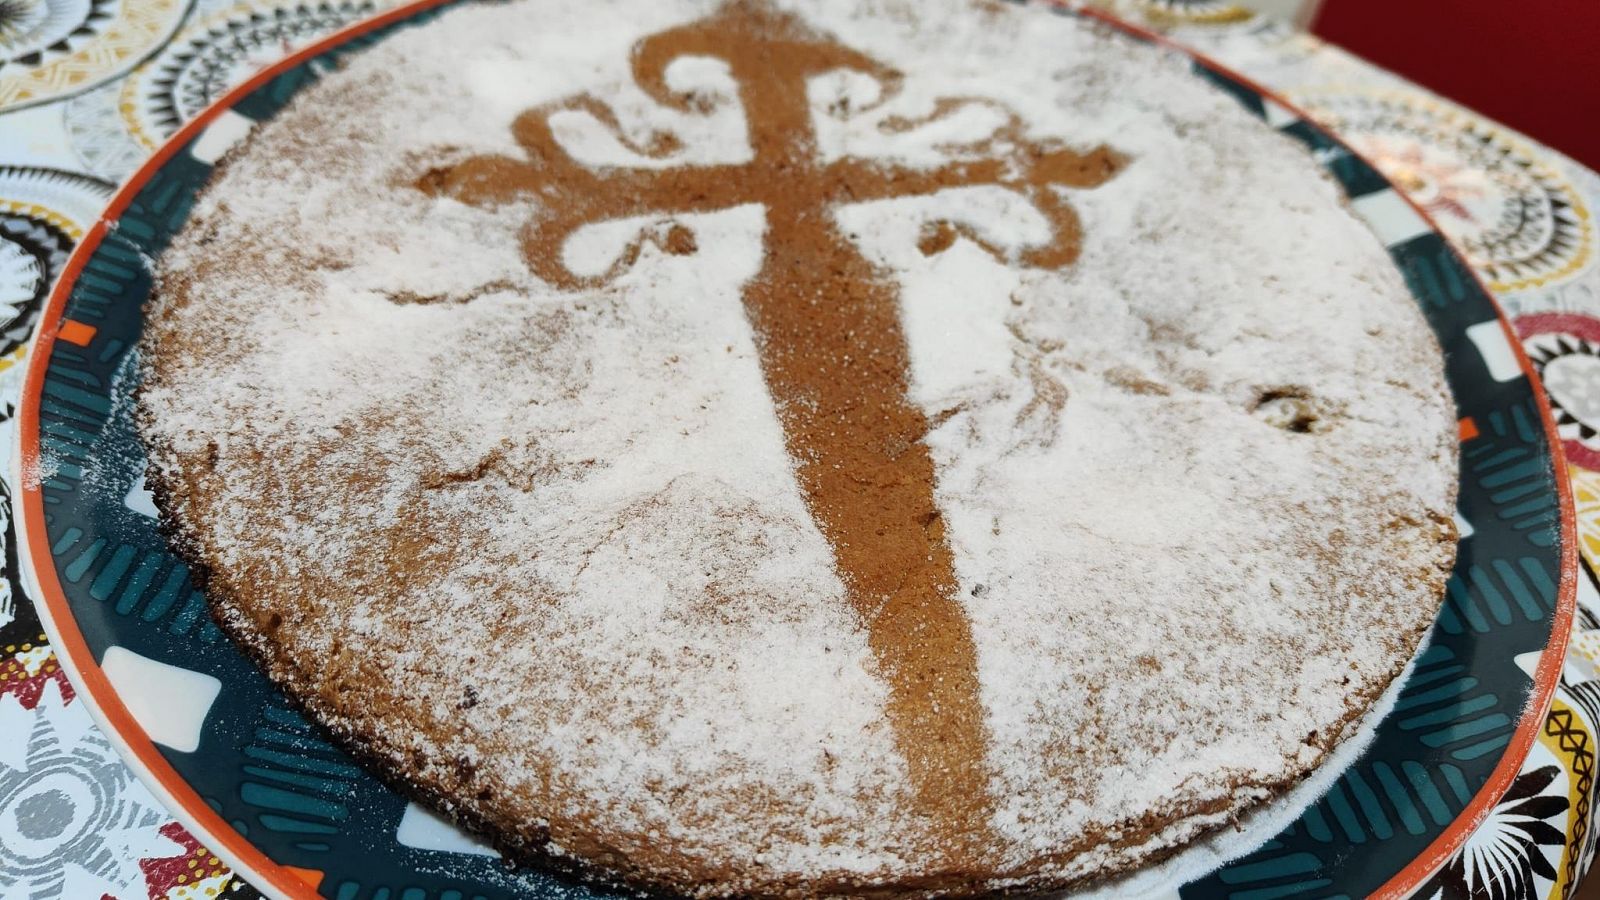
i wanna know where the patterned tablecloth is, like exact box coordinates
[3,0,1600,897]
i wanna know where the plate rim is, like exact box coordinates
[1074,8,1581,893]
[10,2,1581,897]
[15,9,463,898]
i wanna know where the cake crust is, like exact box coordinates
[136,0,1460,895]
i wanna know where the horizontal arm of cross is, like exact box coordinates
[428,112,757,289]
[823,143,1125,203]
[428,85,1126,287]
[822,142,1125,267]
[516,162,757,287]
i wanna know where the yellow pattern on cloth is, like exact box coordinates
[1540,696,1597,898]
[1571,466,1600,578]
[0,0,190,111]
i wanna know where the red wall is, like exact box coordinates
[1312,0,1600,170]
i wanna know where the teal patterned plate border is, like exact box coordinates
[10,2,1580,898]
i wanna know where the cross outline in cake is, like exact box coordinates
[423,0,1127,845]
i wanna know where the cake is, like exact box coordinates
[135,0,1460,895]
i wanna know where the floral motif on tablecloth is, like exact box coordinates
[1415,626,1600,900]
[119,0,385,151]
[1516,314,1600,471]
[0,0,193,112]
[2,646,189,899]
[1287,87,1595,293]
[1420,764,1568,900]
[62,0,398,182]
[0,624,263,899]
[0,167,114,358]
[1566,468,1600,587]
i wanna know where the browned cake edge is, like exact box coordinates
[132,128,1460,900]
[138,439,1452,897]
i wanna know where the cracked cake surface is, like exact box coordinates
[136,0,1460,895]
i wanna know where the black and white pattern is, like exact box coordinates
[0,0,116,71]
[122,0,379,148]
[0,0,191,113]
[0,212,73,358]
[0,475,26,635]
[1293,88,1595,293]
[64,0,385,178]
[1527,332,1600,448]
[0,680,179,898]
[1421,766,1569,900]
[0,166,113,356]
[63,81,150,181]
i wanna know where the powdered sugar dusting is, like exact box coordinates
[796,2,1455,880]
[138,0,1456,894]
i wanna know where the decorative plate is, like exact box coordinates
[8,2,1579,898]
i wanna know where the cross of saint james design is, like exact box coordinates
[425,1,1125,842]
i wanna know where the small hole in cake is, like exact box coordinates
[1104,366,1169,396]
[681,91,715,115]
[266,612,282,631]
[644,130,684,156]
[663,223,697,256]
[1252,388,1325,434]
[917,220,958,256]
[414,165,453,196]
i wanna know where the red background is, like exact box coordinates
[1312,0,1600,170]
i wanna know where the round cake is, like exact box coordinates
[136,0,1460,895]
